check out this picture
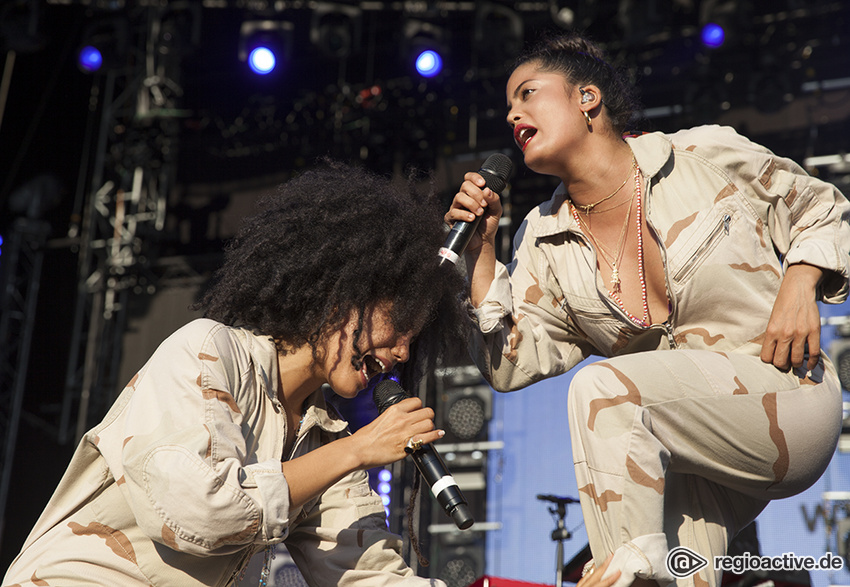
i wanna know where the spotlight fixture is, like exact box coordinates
[76,17,128,73]
[238,20,293,76]
[77,45,103,72]
[698,0,750,50]
[404,19,447,79]
[700,23,726,48]
[415,50,442,78]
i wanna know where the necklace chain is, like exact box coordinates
[572,157,637,214]
[573,194,632,293]
[572,165,649,327]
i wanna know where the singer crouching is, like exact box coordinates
[3,161,468,587]
[446,31,849,587]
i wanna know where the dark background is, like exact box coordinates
[1,0,849,577]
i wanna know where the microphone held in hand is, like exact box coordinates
[373,379,474,530]
[439,153,513,266]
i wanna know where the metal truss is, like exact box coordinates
[58,5,189,444]
[0,218,50,550]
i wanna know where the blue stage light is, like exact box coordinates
[78,46,103,72]
[248,46,276,74]
[378,469,392,483]
[415,49,443,78]
[701,23,726,48]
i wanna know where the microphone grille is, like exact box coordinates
[373,379,408,412]
[479,153,513,194]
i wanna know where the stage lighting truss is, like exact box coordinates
[238,19,293,75]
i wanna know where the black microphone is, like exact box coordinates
[373,379,474,530]
[438,153,513,266]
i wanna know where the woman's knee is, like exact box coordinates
[568,362,612,420]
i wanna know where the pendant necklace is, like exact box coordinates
[572,165,650,327]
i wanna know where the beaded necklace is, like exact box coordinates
[571,165,650,328]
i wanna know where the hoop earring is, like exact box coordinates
[583,110,592,127]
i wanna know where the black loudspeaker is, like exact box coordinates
[440,383,492,443]
[433,542,486,587]
[428,363,494,587]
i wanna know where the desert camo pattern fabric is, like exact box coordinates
[3,319,444,587]
[470,125,850,587]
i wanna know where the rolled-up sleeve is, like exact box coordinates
[762,156,850,302]
[469,219,595,392]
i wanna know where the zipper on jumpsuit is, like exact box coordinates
[645,182,680,350]
[662,211,732,349]
[564,177,681,350]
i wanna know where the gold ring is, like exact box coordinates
[405,438,423,454]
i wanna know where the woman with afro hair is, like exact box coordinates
[4,160,468,587]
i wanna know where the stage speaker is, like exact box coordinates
[428,363,495,587]
[435,364,493,444]
[441,383,492,443]
[433,541,486,587]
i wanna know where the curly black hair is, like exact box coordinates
[194,159,470,389]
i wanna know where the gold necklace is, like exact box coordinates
[572,190,633,293]
[583,194,632,216]
[572,157,637,214]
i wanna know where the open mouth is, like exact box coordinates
[360,354,388,382]
[514,125,537,150]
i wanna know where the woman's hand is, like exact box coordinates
[444,171,504,254]
[281,397,442,510]
[579,555,621,587]
[761,263,824,371]
[351,397,444,469]
[444,171,503,306]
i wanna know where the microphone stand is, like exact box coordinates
[537,494,578,586]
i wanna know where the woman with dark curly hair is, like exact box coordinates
[4,161,467,587]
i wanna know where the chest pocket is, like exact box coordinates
[670,206,736,284]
